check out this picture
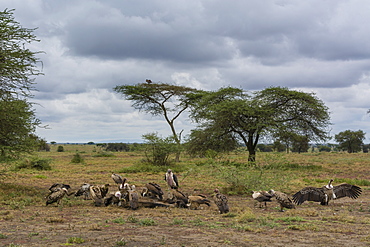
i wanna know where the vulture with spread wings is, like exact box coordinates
[292,179,362,206]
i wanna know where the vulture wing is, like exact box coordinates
[188,195,211,206]
[49,183,71,192]
[173,174,179,188]
[292,187,325,205]
[172,189,189,207]
[89,186,104,206]
[111,173,123,184]
[146,183,164,200]
[333,183,362,200]
[99,184,110,198]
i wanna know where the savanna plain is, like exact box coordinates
[0,145,370,247]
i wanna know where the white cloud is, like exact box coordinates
[2,0,370,143]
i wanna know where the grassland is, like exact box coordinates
[0,145,369,246]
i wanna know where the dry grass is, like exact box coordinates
[0,146,369,246]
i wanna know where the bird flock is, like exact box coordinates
[46,172,362,213]
[45,169,229,214]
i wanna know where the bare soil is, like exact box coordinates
[1,187,369,247]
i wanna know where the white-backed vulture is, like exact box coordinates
[111,173,123,185]
[252,190,273,208]
[104,191,122,206]
[213,189,230,214]
[48,183,71,193]
[268,189,295,212]
[74,183,91,200]
[292,179,362,206]
[142,182,164,200]
[89,184,110,207]
[165,169,179,189]
[46,188,73,206]
[119,178,131,190]
[188,195,211,210]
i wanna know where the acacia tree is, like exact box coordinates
[334,130,365,153]
[114,82,200,161]
[189,86,331,162]
[0,9,43,159]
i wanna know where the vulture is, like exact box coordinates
[128,185,139,210]
[165,169,179,189]
[252,190,273,208]
[170,189,189,208]
[46,187,73,206]
[141,182,164,200]
[213,189,230,214]
[292,179,362,206]
[187,195,211,210]
[48,183,71,193]
[268,189,295,212]
[74,183,91,200]
[119,177,131,190]
[111,173,124,185]
[89,184,110,207]
[104,191,122,206]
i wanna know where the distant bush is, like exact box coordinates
[71,153,84,163]
[318,145,331,152]
[105,143,130,152]
[92,152,115,157]
[57,146,64,152]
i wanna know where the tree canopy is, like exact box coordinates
[0,9,43,159]
[188,86,331,162]
[334,130,365,153]
[0,9,43,99]
[114,81,200,161]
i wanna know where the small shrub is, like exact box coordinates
[127,215,138,223]
[0,233,7,239]
[112,217,126,224]
[114,238,127,246]
[14,157,52,170]
[71,153,84,163]
[139,218,156,226]
[67,237,85,244]
[171,218,184,225]
[57,146,64,152]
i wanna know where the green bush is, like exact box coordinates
[92,151,115,157]
[71,153,84,163]
[57,145,64,152]
[14,157,52,170]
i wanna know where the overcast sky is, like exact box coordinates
[2,0,370,143]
